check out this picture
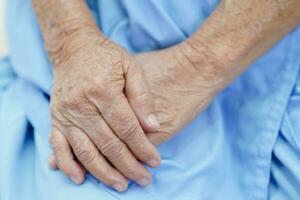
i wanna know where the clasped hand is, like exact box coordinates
[48,28,225,192]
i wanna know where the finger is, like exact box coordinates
[147,131,171,146]
[50,153,87,174]
[97,95,161,168]
[79,114,153,186]
[125,63,160,131]
[65,126,128,192]
[48,153,58,170]
[50,128,85,185]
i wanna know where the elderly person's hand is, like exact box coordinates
[134,46,225,145]
[46,0,300,193]
[49,42,228,185]
[50,30,161,189]
[33,0,161,192]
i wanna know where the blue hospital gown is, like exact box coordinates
[0,0,300,200]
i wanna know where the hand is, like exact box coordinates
[134,45,227,145]
[50,42,228,182]
[49,28,161,191]
[39,0,300,194]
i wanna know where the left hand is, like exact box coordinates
[133,45,227,145]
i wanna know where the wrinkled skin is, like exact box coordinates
[50,43,226,187]
[35,0,300,194]
[50,30,162,192]
[135,46,225,145]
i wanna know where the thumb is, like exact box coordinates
[125,63,160,132]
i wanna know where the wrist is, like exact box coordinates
[33,0,105,68]
[179,0,300,84]
[49,26,104,68]
[171,40,229,95]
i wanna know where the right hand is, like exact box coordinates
[48,27,161,192]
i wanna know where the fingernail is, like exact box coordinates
[147,158,160,167]
[137,177,151,187]
[113,183,126,192]
[148,114,160,128]
[71,176,82,185]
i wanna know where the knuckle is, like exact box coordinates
[59,94,80,111]
[119,123,141,144]
[74,147,96,165]
[85,80,111,102]
[85,82,101,97]
[50,136,65,154]
[99,138,125,160]
[71,136,83,150]
[52,142,65,155]
[72,137,96,164]
[62,99,91,116]
[51,110,75,129]
[56,89,89,113]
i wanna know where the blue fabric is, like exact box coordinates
[0,0,300,199]
[268,73,300,199]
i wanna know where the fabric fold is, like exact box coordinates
[1,0,300,199]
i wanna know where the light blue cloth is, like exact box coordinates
[0,0,300,199]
